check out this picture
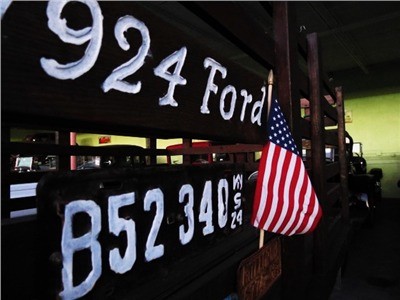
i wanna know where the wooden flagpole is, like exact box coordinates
[259,69,274,249]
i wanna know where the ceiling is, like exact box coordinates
[143,1,400,97]
[294,1,400,95]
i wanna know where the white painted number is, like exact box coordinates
[40,2,267,125]
[217,179,229,228]
[231,210,243,229]
[57,172,244,298]
[143,188,165,261]
[154,47,188,107]
[102,15,150,94]
[41,0,103,80]
[178,184,194,245]
[108,192,136,274]
[199,180,214,235]
[60,200,102,300]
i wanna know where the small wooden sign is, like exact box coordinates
[237,237,282,300]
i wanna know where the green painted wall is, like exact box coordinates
[344,91,400,198]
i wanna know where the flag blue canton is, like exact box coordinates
[268,99,299,156]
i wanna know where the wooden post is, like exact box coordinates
[146,138,157,165]
[336,87,349,222]
[273,2,302,151]
[273,3,311,299]
[182,138,192,165]
[1,125,11,219]
[307,32,328,274]
[56,131,70,171]
[70,132,77,170]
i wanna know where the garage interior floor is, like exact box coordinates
[329,198,400,300]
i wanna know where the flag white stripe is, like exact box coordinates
[288,172,313,235]
[262,145,287,230]
[280,159,305,235]
[253,143,276,227]
[298,189,320,234]
[271,153,297,232]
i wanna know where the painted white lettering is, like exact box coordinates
[144,188,164,261]
[233,174,243,190]
[231,211,237,229]
[231,208,243,229]
[240,89,253,122]
[41,0,103,80]
[60,200,102,300]
[178,184,194,245]
[108,192,136,274]
[219,85,237,120]
[233,192,242,210]
[237,210,243,225]
[102,15,150,94]
[217,178,229,228]
[154,47,187,107]
[199,180,214,235]
[201,57,227,114]
[251,86,266,126]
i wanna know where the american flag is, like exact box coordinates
[251,98,322,235]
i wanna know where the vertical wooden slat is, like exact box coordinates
[273,2,302,151]
[182,138,192,165]
[70,132,77,170]
[336,86,349,222]
[274,3,312,300]
[307,32,328,274]
[1,125,11,219]
[146,138,157,165]
[56,131,70,171]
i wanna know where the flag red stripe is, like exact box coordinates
[280,157,305,235]
[289,169,315,235]
[268,148,292,231]
[257,144,282,230]
[251,143,271,225]
[275,155,302,233]
[285,162,309,235]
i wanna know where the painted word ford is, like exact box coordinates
[2,0,268,144]
[38,0,266,125]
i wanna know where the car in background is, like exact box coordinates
[77,145,147,170]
